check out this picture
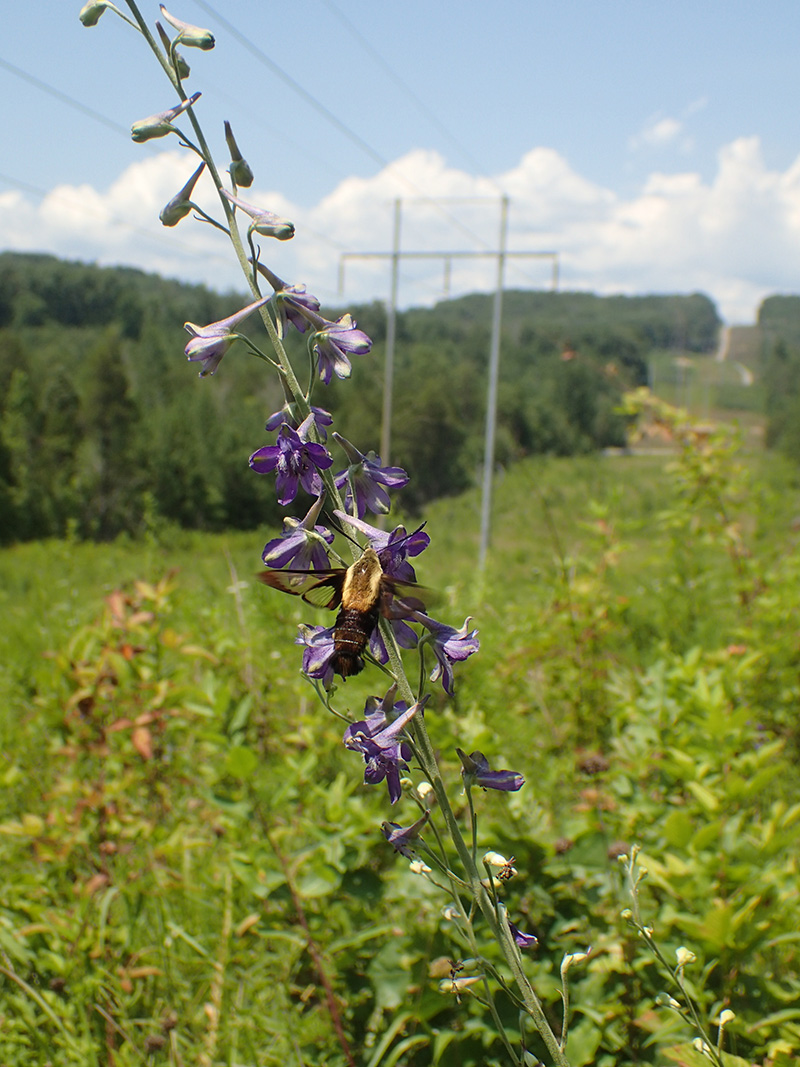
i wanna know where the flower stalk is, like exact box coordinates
[90,6,575,1063]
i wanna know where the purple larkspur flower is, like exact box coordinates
[411,614,480,696]
[456,748,525,792]
[508,921,538,949]
[221,189,294,240]
[333,511,430,581]
[261,495,333,570]
[368,617,419,668]
[254,262,321,339]
[295,623,336,687]
[131,91,201,143]
[333,434,409,518]
[184,294,270,376]
[343,688,423,804]
[381,810,431,858]
[265,402,332,442]
[304,311,372,384]
[250,413,333,505]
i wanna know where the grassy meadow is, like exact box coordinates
[2,394,800,1064]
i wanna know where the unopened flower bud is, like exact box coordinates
[439,976,481,995]
[224,121,254,188]
[718,1009,735,1026]
[409,859,432,875]
[131,92,200,143]
[675,946,696,969]
[159,4,215,49]
[221,189,294,241]
[483,851,510,868]
[560,950,589,978]
[230,158,254,188]
[156,20,190,78]
[159,161,205,226]
[415,781,435,803]
[79,0,117,25]
[655,992,682,1011]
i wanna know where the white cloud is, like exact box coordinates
[640,116,683,147]
[3,138,800,321]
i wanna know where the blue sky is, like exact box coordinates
[3,1,800,321]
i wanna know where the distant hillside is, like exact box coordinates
[405,289,720,353]
[0,252,723,542]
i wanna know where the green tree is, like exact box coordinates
[0,368,42,539]
[76,328,141,538]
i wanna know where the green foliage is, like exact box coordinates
[0,252,720,542]
[758,296,800,464]
[3,408,800,1064]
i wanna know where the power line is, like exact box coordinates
[0,55,130,137]
[190,0,503,254]
[318,0,504,193]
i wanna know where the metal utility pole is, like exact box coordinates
[478,196,509,571]
[339,197,559,568]
[381,199,401,465]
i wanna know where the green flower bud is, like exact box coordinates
[159,161,205,227]
[224,122,254,187]
[131,91,200,143]
[230,158,254,188]
[156,20,190,79]
[79,0,118,26]
[159,4,215,50]
[675,946,696,969]
[221,189,294,241]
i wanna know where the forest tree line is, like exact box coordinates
[759,294,800,463]
[0,251,721,543]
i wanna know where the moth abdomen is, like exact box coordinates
[331,605,380,677]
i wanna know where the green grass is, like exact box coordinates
[3,437,800,1065]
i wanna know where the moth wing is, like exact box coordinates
[379,577,436,619]
[257,568,345,610]
[301,574,345,610]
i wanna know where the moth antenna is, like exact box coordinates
[323,511,364,549]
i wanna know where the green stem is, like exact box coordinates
[377,615,568,1064]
